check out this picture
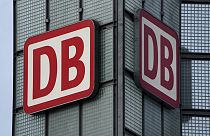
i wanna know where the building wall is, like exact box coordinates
[14,0,114,136]
[124,1,143,136]
[13,0,183,136]
[124,0,180,136]
[181,3,210,135]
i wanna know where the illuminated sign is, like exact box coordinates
[135,9,180,108]
[24,20,98,114]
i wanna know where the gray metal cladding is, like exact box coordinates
[181,59,192,109]
[144,0,161,20]
[83,0,113,25]
[16,0,46,51]
[48,104,79,136]
[125,131,135,136]
[49,0,79,30]
[82,85,113,136]
[163,108,180,136]
[163,0,179,33]
[16,55,24,108]
[144,95,161,136]
[15,110,45,136]
[125,17,135,72]
[99,27,114,82]
[125,0,142,14]
[125,75,142,135]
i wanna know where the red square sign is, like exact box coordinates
[135,10,180,108]
[24,20,98,114]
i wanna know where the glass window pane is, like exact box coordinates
[181,4,210,53]
[181,60,210,109]
[182,116,210,136]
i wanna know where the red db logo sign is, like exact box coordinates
[135,10,180,108]
[24,20,98,114]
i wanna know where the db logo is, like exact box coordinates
[24,20,98,114]
[135,10,180,108]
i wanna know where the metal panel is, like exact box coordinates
[82,85,113,136]
[181,59,192,109]
[125,17,135,72]
[125,131,135,136]
[125,75,142,135]
[181,4,210,53]
[48,104,79,136]
[163,0,179,33]
[115,0,125,135]
[144,95,161,136]
[181,59,210,109]
[83,0,113,25]
[49,0,79,30]
[125,0,142,14]
[15,110,45,136]
[16,55,23,108]
[164,108,180,136]
[99,27,114,82]
[16,0,46,51]
[182,116,210,135]
[144,0,161,20]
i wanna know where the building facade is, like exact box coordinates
[13,0,210,135]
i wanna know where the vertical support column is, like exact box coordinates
[114,0,125,135]
[141,1,144,136]
[45,0,49,136]
[46,0,49,31]
[161,0,164,20]
[12,0,17,135]
[79,0,83,21]
[179,0,182,136]
[161,105,164,136]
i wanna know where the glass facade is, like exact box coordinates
[181,4,210,53]
[181,3,210,136]
[13,0,210,136]
[182,116,210,136]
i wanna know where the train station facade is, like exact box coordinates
[13,0,210,135]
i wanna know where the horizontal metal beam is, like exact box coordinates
[181,52,210,60]
[13,106,23,113]
[182,109,210,116]
[124,68,134,80]
[182,0,210,4]
[99,21,115,29]
[125,9,134,21]
[14,50,23,57]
